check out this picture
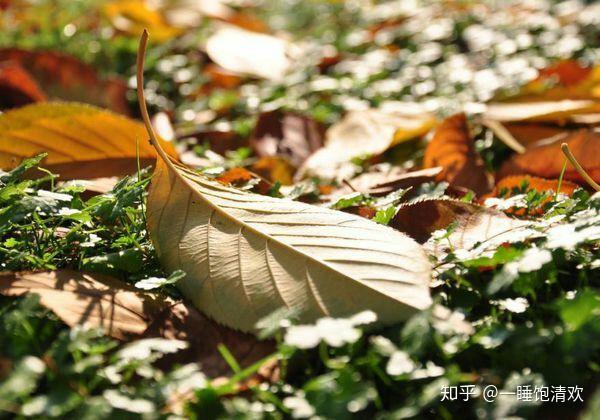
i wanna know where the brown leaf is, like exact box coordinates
[390,199,530,249]
[250,111,324,167]
[332,167,442,198]
[0,61,46,109]
[423,113,493,195]
[0,271,274,378]
[251,156,296,185]
[498,129,600,185]
[0,49,130,115]
[503,123,568,146]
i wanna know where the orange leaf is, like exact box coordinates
[498,129,599,185]
[536,60,592,87]
[423,113,492,195]
[0,61,46,109]
[216,167,255,185]
[251,156,296,185]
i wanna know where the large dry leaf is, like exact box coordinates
[0,271,273,377]
[298,108,436,180]
[423,113,493,195]
[139,30,431,334]
[250,111,324,167]
[147,155,432,332]
[0,102,176,179]
[205,25,293,81]
[498,129,600,184]
[390,199,531,251]
[0,49,130,114]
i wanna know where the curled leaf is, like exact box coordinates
[423,113,492,195]
[138,31,432,332]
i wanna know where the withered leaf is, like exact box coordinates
[423,113,493,195]
[0,271,274,378]
[498,129,600,185]
[331,167,442,198]
[298,108,436,180]
[0,48,130,115]
[250,110,324,167]
[390,199,530,250]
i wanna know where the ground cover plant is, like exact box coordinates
[0,0,599,418]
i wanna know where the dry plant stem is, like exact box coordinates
[560,143,600,191]
[137,30,172,165]
[482,119,526,154]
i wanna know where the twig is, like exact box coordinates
[561,143,600,191]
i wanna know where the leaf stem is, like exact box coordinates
[136,30,173,167]
[560,143,600,191]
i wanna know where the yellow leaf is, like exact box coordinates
[104,0,183,42]
[0,102,176,179]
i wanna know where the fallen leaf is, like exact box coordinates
[0,49,130,114]
[0,61,46,109]
[331,167,442,198]
[250,111,324,167]
[140,30,431,334]
[298,108,436,180]
[390,199,531,250]
[503,123,568,146]
[104,0,183,42]
[0,271,274,378]
[506,61,599,101]
[216,167,255,186]
[251,156,296,185]
[205,25,293,81]
[0,102,176,179]
[423,113,493,195]
[498,129,600,185]
[147,153,431,332]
